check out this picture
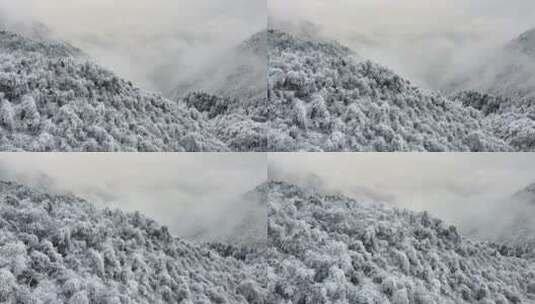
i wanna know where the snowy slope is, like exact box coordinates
[263,181,535,304]
[267,30,511,152]
[0,29,230,152]
[0,180,267,303]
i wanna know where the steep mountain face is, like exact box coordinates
[267,30,511,152]
[263,181,535,304]
[0,181,267,303]
[0,29,231,152]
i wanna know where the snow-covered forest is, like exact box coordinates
[3,175,535,303]
[0,27,272,152]
[264,181,535,304]
[1,14,535,151]
[0,30,232,152]
[266,28,535,151]
[0,180,268,303]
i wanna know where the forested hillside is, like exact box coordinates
[0,29,232,152]
[263,181,535,303]
[266,28,535,152]
[0,181,267,303]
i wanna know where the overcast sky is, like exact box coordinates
[269,153,535,239]
[0,153,267,242]
[0,0,266,94]
[270,0,535,89]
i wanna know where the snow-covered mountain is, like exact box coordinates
[263,181,535,303]
[267,29,512,152]
[0,180,267,303]
[0,27,274,152]
[3,177,535,303]
[4,25,533,152]
[0,29,235,152]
